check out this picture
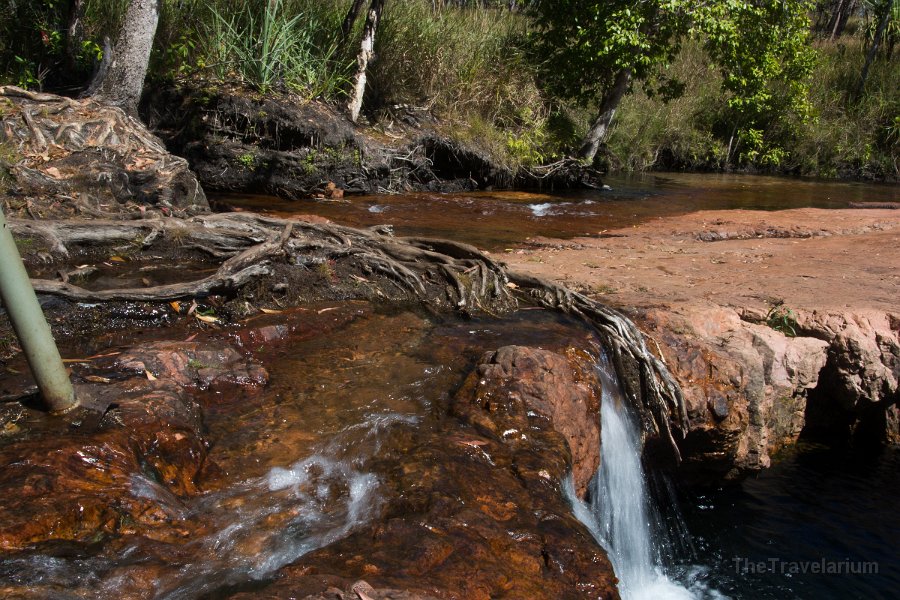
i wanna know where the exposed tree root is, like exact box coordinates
[9,213,686,457]
[506,271,688,457]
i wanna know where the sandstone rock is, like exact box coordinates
[451,345,602,496]
[0,86,207,219]
[631,303,900,481]
[798,310,900,443]
[114,340,268,389]
[634,303,829,480]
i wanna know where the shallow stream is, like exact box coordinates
[2,173,897,598]
[215,172,900,250]
[212,172,900,599]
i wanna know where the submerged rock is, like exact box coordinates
[0,338,265,552]
[232,344,618,600]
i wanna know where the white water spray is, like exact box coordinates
[569,354,706,600]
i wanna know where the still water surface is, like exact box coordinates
[215,172,900,250]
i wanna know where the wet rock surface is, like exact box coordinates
[0,86,208,219]
[236,345,616,600]
[0,334,267,553]
[0,306,619,599]
[451,345,602,496]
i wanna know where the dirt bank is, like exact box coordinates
[503,208,900,479]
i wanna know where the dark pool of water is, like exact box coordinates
[214,172,900,250]
[676,445,900,600]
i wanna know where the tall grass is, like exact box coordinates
[363,1,559,167]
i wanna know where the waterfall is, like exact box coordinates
[568,354,707,600]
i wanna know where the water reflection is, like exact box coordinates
[213,172,899,250]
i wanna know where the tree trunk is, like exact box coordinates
[65,0,87,71]
[348,0,385,123]
[577,69,632,163]
[339,0,367,51]
[829,0,857,40]
[855,0,893,98]
[86,0,160,116]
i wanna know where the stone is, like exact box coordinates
[113,340,268,389]
[451,345,602,496]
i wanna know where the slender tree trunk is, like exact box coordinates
[348,0,385,123]
[577,69,632,163]
[855,0,892,98]
[830,0,857,40]
[65,0,87,71]
[339,0,367,50]
[86,0,160,116]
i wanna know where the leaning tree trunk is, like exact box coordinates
[577,69,632,163]
[86,0,160,116]
[348,0,385,123]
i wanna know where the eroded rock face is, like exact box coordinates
[633,303,900,481]
[0,86,207,219]
[634,303,829,480]
[800,310,900,445]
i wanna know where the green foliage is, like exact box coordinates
[237,152,256,169]
[697,0,816,166]
[531,0,816,165]
[530,0,688,105]
[765,302,798,337]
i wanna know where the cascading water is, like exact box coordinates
[568,353,722,600]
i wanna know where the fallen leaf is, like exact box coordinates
[145,370,157,381]
[109,256,126,263]
[84,375,111,384]
[195,314,219,324]
[260,308,283,314]
[169,301,181,313]
[506,282,518,289]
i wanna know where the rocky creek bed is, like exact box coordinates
[1,85,898,598]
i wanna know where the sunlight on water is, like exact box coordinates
[568,354,727,600]
[528,202,554,216]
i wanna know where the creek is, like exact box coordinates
[211,172,899,599]
[1,173,896,598]
[215,172,899,251]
